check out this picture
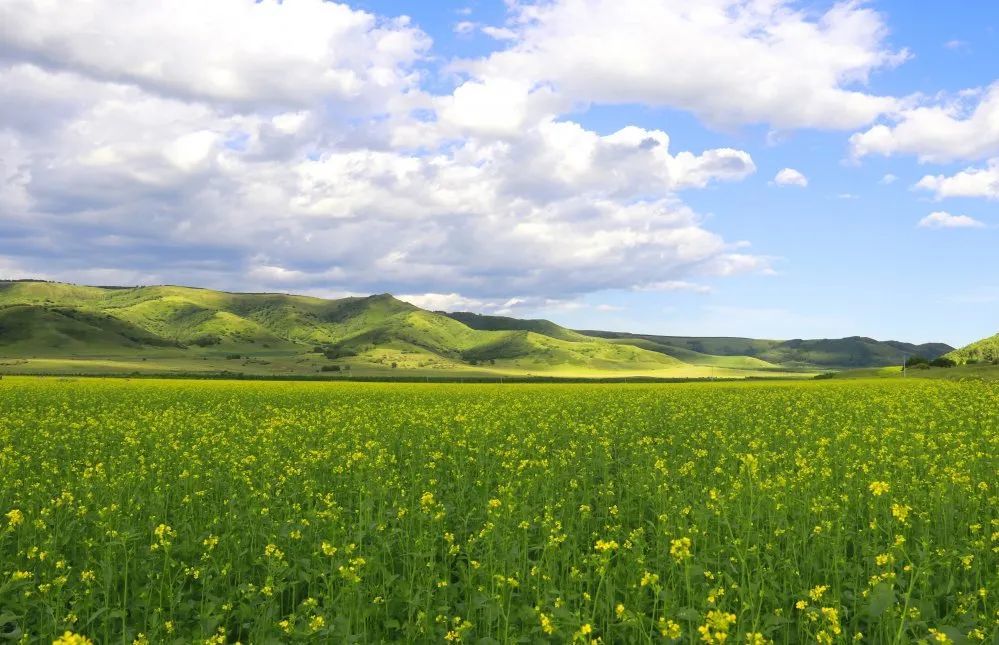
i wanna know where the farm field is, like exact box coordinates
[1,377,996,643]
[833,365,999,381]
[0,355,808,381]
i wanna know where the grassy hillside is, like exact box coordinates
[579,330,952,369]
[0,280,718,378]
[946,332,999,365]
[1,279,947,378]
[442,311,591,342]
[0,305,178,354]
[832,363,999,381]
[599,336,779,370]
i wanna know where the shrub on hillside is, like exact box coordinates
[324,348,357,360]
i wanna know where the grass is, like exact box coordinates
[579,331,953,370]
[946,334,999,366]
[601,338,778,370]
[832,364,999,381]
[0,355,813,380]
[0,281,951,379]
[0,376,995,643]
[0,284,719,379]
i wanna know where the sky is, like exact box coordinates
[1,1,998,346]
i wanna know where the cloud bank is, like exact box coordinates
[0,0,787,309]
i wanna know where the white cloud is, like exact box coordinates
[0,255,45,281]
[454,21,478,35]
[851,83,999,163]
[481,26,518,41]
[0,0,429,111]
[0,131,32,215]
[463,0,906,130]
[436,78,556,137]
[0,0,773,308]
[398,292,487,311]
[915,160,999,200]
[880,173,898,184]
[917,211,985,229]
[705,254,776,277]
[0,67,764,300]
[398,292,586,316]
[773,168,808,187]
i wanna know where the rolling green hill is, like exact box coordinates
[945,332,999,365]
[0,280,952,378]
[442,311,590,342]
[446,312,952,369]
[573,331,952,369]
[0,281,696,378]
[0,304,180,354]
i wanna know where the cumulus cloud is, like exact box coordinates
[915,160,999,200]
[773,168,808,187]
[481,26,518,41]
[0,0,775,309]
[850,84,999,163]
[398,293,487,312]
[434,78,560,138]
[0,0,429,111]
[917,211,985,229]
[461,0,906,130]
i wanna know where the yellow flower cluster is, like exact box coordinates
[0,376,995,641]
[52,633,93,645]
[869,481,890,496]
[698,610,736,644]
[669,536,693,562]
[5,508,24,528]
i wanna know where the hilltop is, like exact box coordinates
[945,332,999,365]
[0,281,687,378]
[0,280,952,379]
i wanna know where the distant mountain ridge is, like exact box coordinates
[444,312,952,369]
[0,280,953,376]
[575,329,953,369]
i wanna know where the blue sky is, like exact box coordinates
[1,1,998,346]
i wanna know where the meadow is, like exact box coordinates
[0,377,996,644]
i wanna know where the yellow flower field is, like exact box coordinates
[0,377,996,643]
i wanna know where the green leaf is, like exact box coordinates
[936,626,971,645]
[864,583,895,619]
